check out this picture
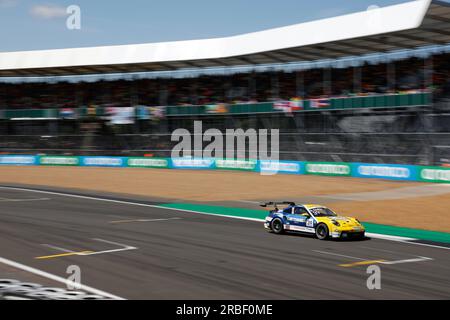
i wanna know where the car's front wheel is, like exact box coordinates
[271,218,285,234]
[316,223,329,240]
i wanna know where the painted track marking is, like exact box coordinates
[0,197,50,202]
[80,238,137,256]
[0,256,125,300]
[35,251,93,260]
[41,244,77,253]
[37,239,137,259]
[109,217,182,224]
[313,250,367,261]
[313,250,434,268]
[381,256,434,265]
[339,260,386,267]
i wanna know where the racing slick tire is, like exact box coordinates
[315,223,329,240]
[271,218,285,235]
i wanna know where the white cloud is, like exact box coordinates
[30,4,67,19]
[0,0,19,8]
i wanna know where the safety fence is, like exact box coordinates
[1,155,449,184]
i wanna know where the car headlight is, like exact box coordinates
[332,220,340,227]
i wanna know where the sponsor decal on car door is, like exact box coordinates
[286,207,315,233]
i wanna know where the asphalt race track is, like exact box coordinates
[0,186,449,300]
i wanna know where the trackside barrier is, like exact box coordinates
[351,163,418,181]
[39,156,80,166]
[170,158,216,170]
[0,155,37,166]
[305,162,352,177]
[127,157,170,168]
[215,159,258,172]
[80,156,126,167]
[1,155,449,184]
[259,160,305,175]
[418,166,450,183]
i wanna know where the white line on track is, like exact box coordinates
[109,217,182,224]
[236,200,261,204]
[393,240,450,251]
[41,244,77,253]
[312,250,367,261]
[313,250,434,266]
[365,233,416,241]
[381,256,434,265]
[40,239,137,257]
[0,198,50,202]
[0,256,124,300]
[80,238,137,256]
[1,186,449,250]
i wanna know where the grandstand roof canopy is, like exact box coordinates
[1,0,450,77]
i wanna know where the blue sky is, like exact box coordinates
[0,0,419,52]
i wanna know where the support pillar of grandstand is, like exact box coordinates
[248,72,256,100]
[424,55,434,91]
[353,66,362,94]
[323,67,332,96]
[224,79,231,103]
[387,61,396,92]
[296,71,305,98]
[271,71,279,99]
[159,80,168,106]
[189,81,198,105]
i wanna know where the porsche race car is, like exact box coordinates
[262,202,365,240]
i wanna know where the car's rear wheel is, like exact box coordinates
[316,224,329,240]
[271,218,284,234]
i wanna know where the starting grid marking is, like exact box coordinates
[313,250,434,268]
[35,238,137,260]
[109,217,183,224]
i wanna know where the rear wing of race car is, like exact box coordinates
[260,201,296,209]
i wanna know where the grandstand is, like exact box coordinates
[0,0,449,165]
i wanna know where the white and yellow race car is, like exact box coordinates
[262,202,365,240]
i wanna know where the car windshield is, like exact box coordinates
[309,207,337,217]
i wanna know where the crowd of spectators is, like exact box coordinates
[0,52,449,110]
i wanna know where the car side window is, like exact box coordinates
[283,207,293,214]
[294,207,308,215]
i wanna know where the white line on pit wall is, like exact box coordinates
[0,256,125,300]
[1,186,449,250]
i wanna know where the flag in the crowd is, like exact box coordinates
[136,105,150,120]
[108,106,135,125]
[60,108,77,119]
[310,98,330,108]
[274,101,290,113]
[206,103,228,114]
[87,105,97,116]
[288,98,303,111]
[274,99,303,114]
[149,106,166,119]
